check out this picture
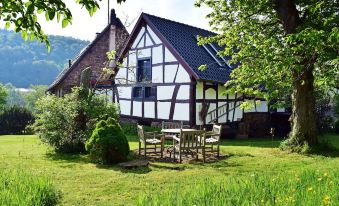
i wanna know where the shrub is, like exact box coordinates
[0,105,34,134]
[34,87,118,153]
[0,169,61,206]
[86,118,130,164]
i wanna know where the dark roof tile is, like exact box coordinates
[144,13,233,83]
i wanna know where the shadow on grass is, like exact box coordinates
[45,152,90,164]
[220,138,283,148]
[95,164,152,174]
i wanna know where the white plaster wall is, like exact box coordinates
[138,48,151,58]
[152,45,163,64]
[227,102,235,122]
[147,25,162,44]
[175,65,191,83]
[119,100,131,115]
[152,65,163,83]
[234,106,243,121]
[244,99,256,113]
[228,94,235,100]
[129,52,136,67]
[145,33,153,47]
[196,81,203,99]
[157,102,171,119]
[122,57,128,67]
[218,84,227,99]
[176,85,190,100]
[133,101,142,117]
[117,87,131,99]
[255,101,268,112]
[205,88,216,99]
[144,102,155,118]
[206,103,216,123]
[173,103,189,121]
[164,47,177,62]
[196,103,203,125]
[218,113,227,123]
[106,90,113,103]
[116,67,126,84]
[127,68,136,83]
[164,65,177,83]
[277,108,285,112]
[157,86,174,100]
[132,27,145,48]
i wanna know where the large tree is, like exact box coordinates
[0,0,125,51]
[196,0,338,150]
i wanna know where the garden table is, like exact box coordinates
[161,128,201,160]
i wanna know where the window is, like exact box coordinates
[145,87,156,99]
[137,59,151,82]
[133,87,143,98]
[132,86,156,99]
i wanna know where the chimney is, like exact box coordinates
[68,59,72,68]
[110,9,117,25]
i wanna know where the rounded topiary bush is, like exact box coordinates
[86,118,130,164]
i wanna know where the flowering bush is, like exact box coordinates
[34,87,118,153]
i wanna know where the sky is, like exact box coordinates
[18,0,211,41]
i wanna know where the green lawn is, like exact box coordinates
[0,134,338,205]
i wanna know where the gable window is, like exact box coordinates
[145,87,156,99]
[137,58,151,82]
[133,87,143,98]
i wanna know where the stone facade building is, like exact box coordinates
[47,10,128,96]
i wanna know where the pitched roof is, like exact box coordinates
[119,13,234,83]
[47,10,127,92]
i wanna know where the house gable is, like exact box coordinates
[114,18,192,123]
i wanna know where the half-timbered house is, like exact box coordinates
[113,13,286,128]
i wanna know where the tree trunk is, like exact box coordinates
[273,0,318,148]
[290,66,318,146]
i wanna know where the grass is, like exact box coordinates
[0,134,338,205]
[138,169,338,206]
[0,169,61,206]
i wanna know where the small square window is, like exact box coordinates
[145,87,156,99]
[133,87,143,98]
[137,59,151,82]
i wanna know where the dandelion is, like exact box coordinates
[307,187,313,192]
[323,195,331,205]
[323,172,328,177]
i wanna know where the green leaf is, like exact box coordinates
[62,19,69,28]
[56,13,61,22]
[5,22,10,29]
[29,32,35,41]
[21,30,28,41]
[48,10,55,20]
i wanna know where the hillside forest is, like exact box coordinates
[0,29,88,88]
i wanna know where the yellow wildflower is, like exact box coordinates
[307,187,313,192]
[323,195,331,205]
[323,172,328,177]
[317,177,322,181]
